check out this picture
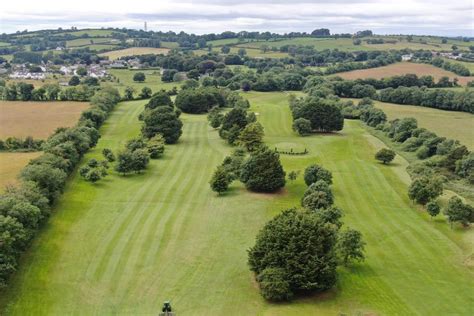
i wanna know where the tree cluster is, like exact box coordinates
[248,163,365,301]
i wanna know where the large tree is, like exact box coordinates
[142,107,183,144]
[292,97,344,132]
[240,147,285,192]
[238,122,264,152]
[248,209,338,301]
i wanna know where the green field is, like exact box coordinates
[365,99,474,150]
[56,29,121,37]
[1,92,473,315]
[195,46,289,58]
[66,37,119,48]
[105,69,179,95]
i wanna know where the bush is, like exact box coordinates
[292,118,312,136]
[444,196,474,227]
[408,176,443,205]
[375,148,396,164]
[147,134,165,158]
[133,72,146,82]
[145,90,173,109]
[257,268,293,301]
[304,164,333,186]
[209,166,231,195]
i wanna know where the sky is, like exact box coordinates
[0,0,473,36]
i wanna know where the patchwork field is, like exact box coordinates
[99,47,170,60]
[1,92,472,315]
[0,101,89,139]
[369,100,474,150]
[334,62,474,86]
[0,152,42,189]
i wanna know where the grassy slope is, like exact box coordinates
[1,93,473,315]
[345,98,474,150]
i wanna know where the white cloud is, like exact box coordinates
[0,0,472,36]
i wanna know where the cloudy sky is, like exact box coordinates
[0,0,472,36]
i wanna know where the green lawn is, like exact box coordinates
[1,92,473,315]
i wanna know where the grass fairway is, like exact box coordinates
[334,62,474,86]
[0,101,89,139]
[1,93,473,315]
[99,47,170,60]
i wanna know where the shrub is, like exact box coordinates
[292,118,312,136]
[375,148,396,164]
[133,72,146,82]
[304,164,333,186]
[256,268,293,301]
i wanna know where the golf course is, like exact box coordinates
[1,92,472,315]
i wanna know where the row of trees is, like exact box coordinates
[377,86,474,113]
[0,137,43,152]
[248,164,365,301]
[0,81,98,102]
[302,75,474,114]
[431,58,471,76]
[0,87,121,288]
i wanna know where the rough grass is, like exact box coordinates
[334,62,474,86]
[1,93,473,315]
[99,47,170,60]
[0,152,41,189]
[0,101,89,139]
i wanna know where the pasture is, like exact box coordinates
[99,47,170,60]
[105,69,178,95]
[66,37,119,48]
[334,62,474,86]
[0,152,42,189]
[369,100,474,150]
[1,92,472,315]
[0,101,89,139]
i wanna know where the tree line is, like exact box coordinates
[0,87,121,288]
